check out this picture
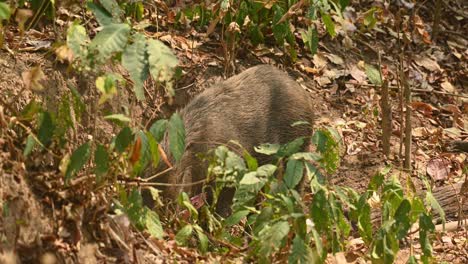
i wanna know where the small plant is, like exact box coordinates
[59,0,178,101]
[171,127,442,263]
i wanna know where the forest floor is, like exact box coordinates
[1,1,467,263]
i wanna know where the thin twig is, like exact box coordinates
[122,178,207,188]
[145,167,173,182]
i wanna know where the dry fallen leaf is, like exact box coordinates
[349,65,367,83]
[414,56,441,72]
[426,158,450,181]
[22,66,46,91]
[55,45,74,63]
[440,81,455,93]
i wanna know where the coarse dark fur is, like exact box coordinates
[150,65,314,213]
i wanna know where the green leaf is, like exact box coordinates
[149,119,168,142]
[321,12,336,38]
[357,199,372,243]
[425,192,445,230]
[419,213,435,262]
[20,100,41,120]
[365,64,382,86]
[104,114,131,123]
[66,22,89,60]
[115,127,133,153]
[147,39,178,97]
[310,225,325,262]
[284,159,304,189]
[0,2,11,21]
[257,221,290,258]
[394,199,411,239]
[145,209,164,239]
[90,23,131,61]
[194,225,209,253]
[272,5,289,46]
[243,150,258,171]
[38,111,55,146]
[256,164,277,178]
[290,152,321,161]
[99,0,123,19]
[301,26,319,55]
[133,131,150,176]
[254,143,280,155]
[94,144,109,182]
[339,0,350,11]
[239,172,260,185]
[96,74,118,104]
[407,256,417,264]
[310,189,330,232]
[87,2,113,26]
[146,132,160,168]
[23,134,36,157]
[289,236,314,264]
[175,224,193,246]
[122,33,149,100]
[225,210,250,226]
[65,141,91,181]
[363,7,378,29]
[168,113,185,162]
[278,137,305,157]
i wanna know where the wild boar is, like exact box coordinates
[149,64,314,214]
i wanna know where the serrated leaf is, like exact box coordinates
[145,209,164,239]
[175,224,193,246]
[95,144,109,182]
[122,33,149,100]
[365,64,382,86]
[104,114,131,123]
[115,127,133,153]
[99,0,123,19]
[149,119,168,142]
[23,134,36,156]
[38,111,55,146]
[168,113,185,162]
[65,141,91,181]
[90,23,130,61]
[257,221,290,257]
[87,2,113,26]
[321,12,336,37]
[0,2,11,20]
[284,159,304,189]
